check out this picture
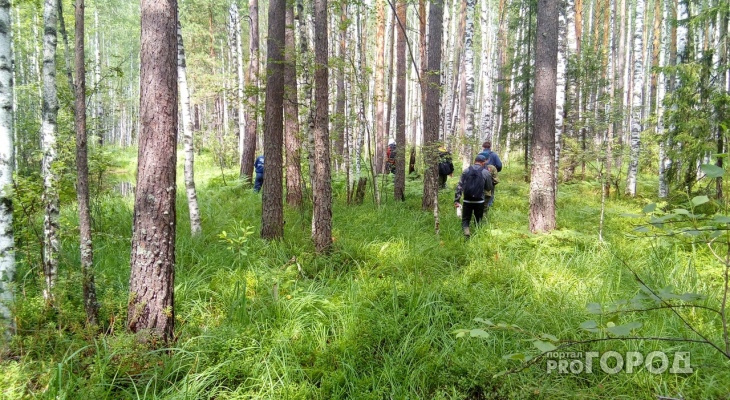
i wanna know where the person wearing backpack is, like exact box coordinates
[253,155,265,193]
[386,140,397,174]
[437,146,454,189]
[478,141,502,207]
[454,154,494,238]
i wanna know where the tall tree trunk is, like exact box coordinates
[128,0,178,343]
[374,0,387,173]
[41,0,59,303]
[74,0,99,326]
[261,0,285,239]
[312,0,332,253]
[0,0,14,340]
[177,21,202,236]
[240,0,259,182]
[93,8,102,145]
[529,0,559,233]
[555,0,568,179]
[333,2,347,169]
[230,3,246,170]
[394,0,407,201]
[625,0,645,196]
[285,4,303,207]
[422,0,444,211]
[461,0,477,167]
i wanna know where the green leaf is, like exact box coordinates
[586,303,602,314]
[634,226,650,233]
[502,353,526,361]
[673,208,690,215]
[679,292,705,302]
[469,329,490,338]
[474,317,495,326]
[691,195,710,206]
[579,320,599,332]
[532,340,558,353]
[540,333,559,342]
[606,321,642,336]
[642,203,657,214]
[453,329,470,338]
[701,163,725,178]
[713,215,730,223]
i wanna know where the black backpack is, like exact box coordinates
[463,166,486,201]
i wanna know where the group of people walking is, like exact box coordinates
[253,139,502,239]
[442,141,502,239]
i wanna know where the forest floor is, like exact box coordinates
[2,147,729,399]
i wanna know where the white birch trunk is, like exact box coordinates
[41,0,59,302]
[93,8,101,145]
[230,3,245,162]
[658,0,669,198]
[555,0,568,174]
[177,22,202,236]
[462,0,476,164]
[478,0,492,139]
[625,0,645,196]
[0,0,14,340]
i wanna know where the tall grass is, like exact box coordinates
[1,150,728,399]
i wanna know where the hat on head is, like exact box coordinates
[475,154,487,163]
[388,138,395,145]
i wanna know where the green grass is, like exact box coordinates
[2,149,729,399]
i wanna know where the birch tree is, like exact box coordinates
[374,0,387,173]
[128,0,178,343]
[229,3,245,168]
[529,0,559,233]
[625,0,645,196]
[177,20,202,236]
[0,0,14,340]
[41,0,59,303]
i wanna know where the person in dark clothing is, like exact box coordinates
[253,155,265,193]
[386,140,396,174]
[477,141,502,207]
[454,154,494,238]
[437,146,454,189]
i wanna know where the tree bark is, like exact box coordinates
[422,0,444,211]
[74,0,99,327]
[625,0,645,196]
[41,0,59,303]
[374,0,387,173]
[529,0,559,233]
[394,0,407,201]
[312,0,332,253]
[230,3,246,171]
[0,0,14,340]
[177,21,202,236]
[128,0,178,343]
[261,0,285,239]
[333,2,346,169]
[240,0,259,182]
[284,4,303,207]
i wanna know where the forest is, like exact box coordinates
[0,0,729,398]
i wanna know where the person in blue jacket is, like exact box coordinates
[254,155,264,193]
[477,141,502,207]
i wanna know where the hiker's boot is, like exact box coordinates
[463,226,471,239]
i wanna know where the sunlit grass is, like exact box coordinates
[3,150,729,399]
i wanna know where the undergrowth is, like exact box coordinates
[1,148,729,399]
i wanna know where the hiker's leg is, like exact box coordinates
[473,202,485,226]
[462,203,474,230]
[439,174,447,188]
[254,173,264,192]
[488,188,495,207]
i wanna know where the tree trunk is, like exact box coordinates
[41,0,59,303]
[74,0,99,327]
[625,0,645,196]
[240,0,259,182]
[285,4,303,207]
[230,3,246,171]
[394,0,407,201]
[374,0,387,173]
[177,21,202,236]
[128,0,178,343]
[461,0,477,167]
[93,8,102,145]
[555,0,568,179]
[334,2,346,169]
[529,0,559,233]
[422,0,444,211]
[312,0,332,253]
[0,0,14,340]
[261,0,285,239]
